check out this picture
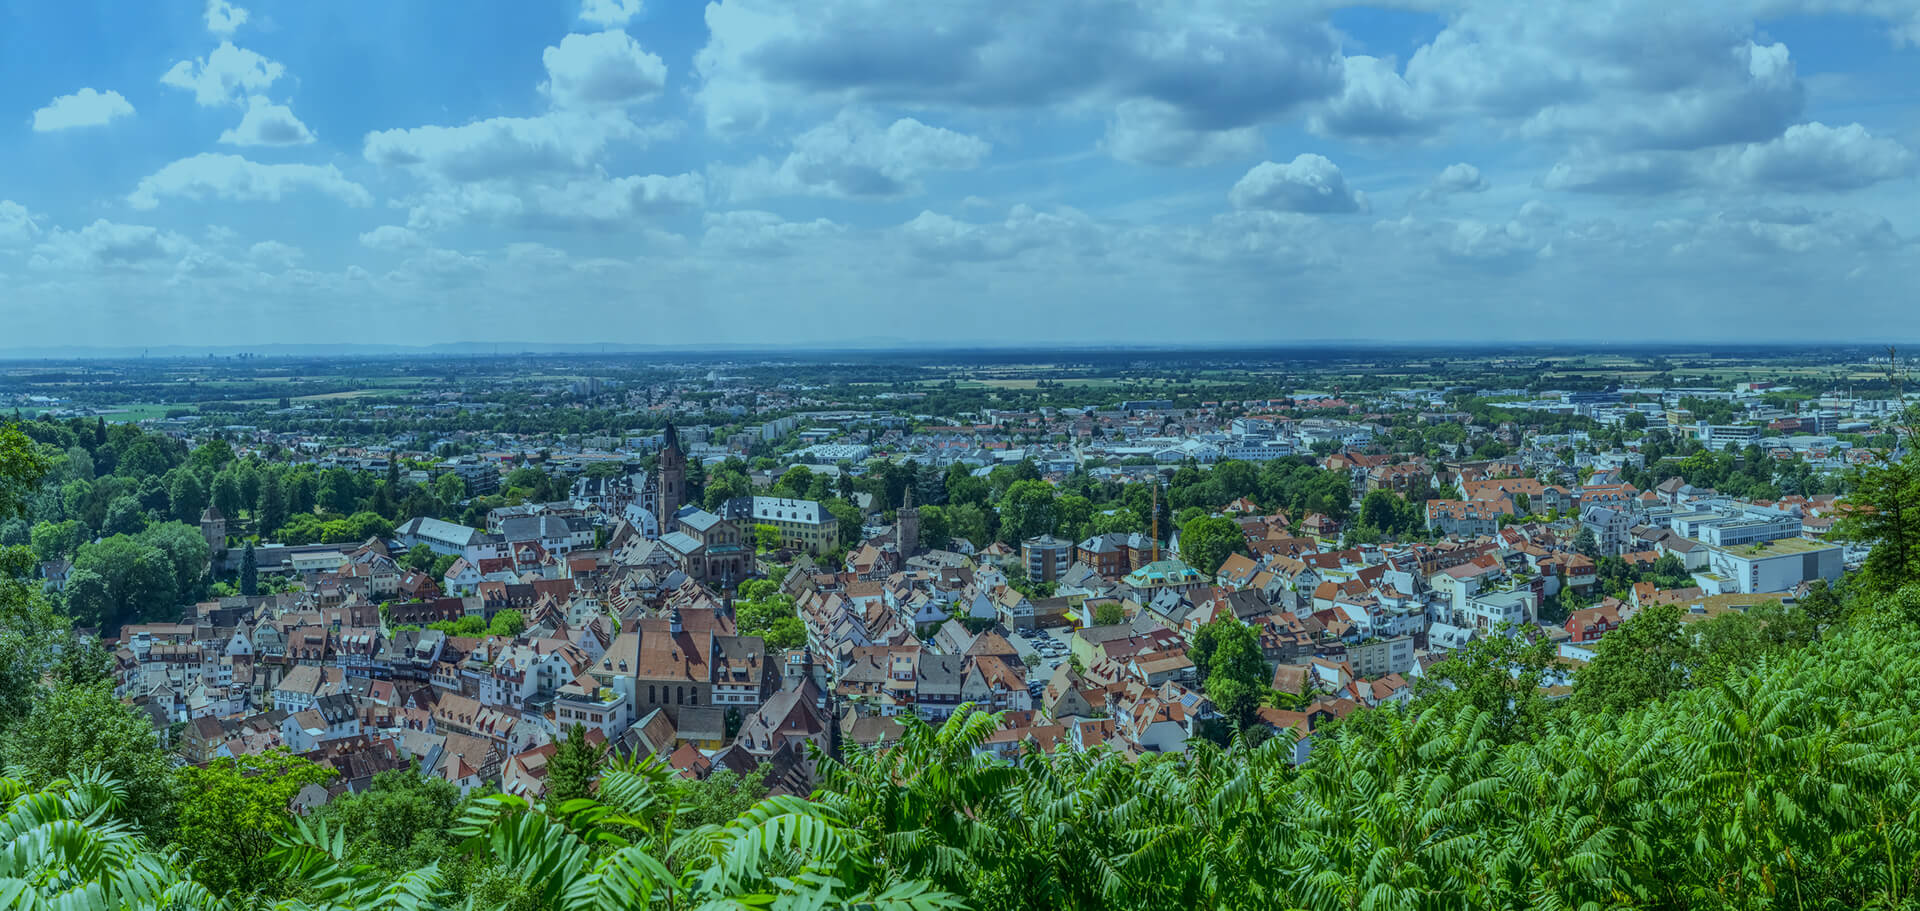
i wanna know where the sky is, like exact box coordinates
[3,0,1920,349]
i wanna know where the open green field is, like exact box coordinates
[99,403,183,422]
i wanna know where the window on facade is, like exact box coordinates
[689,690,697,705]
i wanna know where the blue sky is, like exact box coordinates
[3,0,1919,348]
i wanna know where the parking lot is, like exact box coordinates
[1015,625,1077,698]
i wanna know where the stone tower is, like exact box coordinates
[895,486,920,556]
[655,422,686,530]
[200,504,227,558]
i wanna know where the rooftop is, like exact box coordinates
[1708,536,1837,558]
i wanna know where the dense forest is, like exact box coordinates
[5,413,1920,909]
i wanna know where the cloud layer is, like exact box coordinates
[3,0,1918,347]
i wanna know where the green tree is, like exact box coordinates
[825,498,864,547]
[73,534,180,628]
[1650,551,1689,586]
[1572,524,1599,559]
[997,479,1059,544]
[402,542,437,573]
[432,471,466,505]
[1572,602,1692,714]
[947,501,992,548]
[487,609,526,638]
[1796,578,1849,634]
[1357,489,1412,536]
[168,471,208,523]
[1190,617,1268,728]
[318,468,361,515]
[1178,514,1247,576]
[545,723,604,807]
[428,615,487,637]
[0,424,52,515]
[62,567,113,628]
[672,764,771,829]
[1411,626,1560,744]
[234,461,260,514]
[256,474,287,538]
[429,552,459,580]
[0,772,214,910]
[1685,600,1816,689]
[29,518,86,563]
[736,589,805,649]
[239,541,258,597]
[702,469,751,510]
[306,766,468,878]
[1093,601,1127,626]
[1088,507,1141,536]
[210,471,243,520]
[174,749,334,898]
[102,494,147,537]
[136,521,212,600]
[187,439,235,475]
[772,466,815,499]
[52,638,113,688]
[1056,494,1094,542]
[917,504,952,551]
[0,682,177,836]
[1833,430,1920,594]
[0,432,65,731]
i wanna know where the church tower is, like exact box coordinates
[895,486,920,556]
[656,423,685,530]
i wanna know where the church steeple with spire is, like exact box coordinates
[656,422,685,529]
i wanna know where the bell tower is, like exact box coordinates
[656,423,685,530]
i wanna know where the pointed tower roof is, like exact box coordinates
[201,504,226,523]
[662,422,682,455]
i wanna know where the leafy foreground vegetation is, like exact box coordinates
[8,618,1920,909]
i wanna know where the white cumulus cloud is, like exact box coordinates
[399,172,704,231]
[702,210,845,255]
[359,225,427,250]
[579,0,642,27]
[247,240,302,269]
[1309,56,1433,140]
[1428,163,1491,197]
[541,31,667,109]
[0,201,40,245]
[364,111,661,183]
[30,219,193,271]
[219,96,316,146]
[161,41,284,107]
[720,112,989,200]
[1229,155,1367,214]
[693,0,1343,135]
[127,154,372,209]
[1723,121,1913,191]
[204,0,249,35]
[32,89,135,131]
